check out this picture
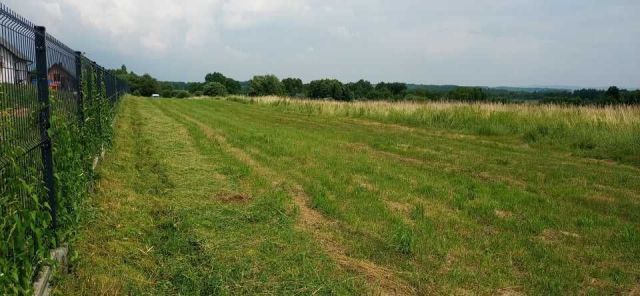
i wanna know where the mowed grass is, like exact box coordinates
[56,96,640,295]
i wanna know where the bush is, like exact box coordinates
[174,90,190,98]
[205,72,242,94]
[160,89,175,98]
[249,75,284,96]
[308,79,351,101]
[203,82,228,96]
[447,87,487,101]
[282,78,304,97]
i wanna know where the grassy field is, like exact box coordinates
[56,96,640,295]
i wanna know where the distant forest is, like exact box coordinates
[110,65,640,105]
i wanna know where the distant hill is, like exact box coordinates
[493,86,571,93]
[406,84,461,92]
[406,84,570,93]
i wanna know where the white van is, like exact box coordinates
[152,94,160,98]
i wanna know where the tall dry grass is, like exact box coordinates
[222,96,640,166]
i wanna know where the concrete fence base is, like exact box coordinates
[33,246,68,296]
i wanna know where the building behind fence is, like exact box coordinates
[0,3,127,293]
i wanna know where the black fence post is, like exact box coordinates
[87,61,94,109]
[94,62,102,137]
[75,51,84,124]
[35,26,57,234]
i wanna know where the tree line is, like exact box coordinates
[110,66,640,105]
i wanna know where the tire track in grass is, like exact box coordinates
[128,99,223,294]
[155,101,417,295]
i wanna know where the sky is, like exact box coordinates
[4,0,640,88]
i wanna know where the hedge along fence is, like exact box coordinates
[0,4,128,294]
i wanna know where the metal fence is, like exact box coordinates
[0,3,127,288]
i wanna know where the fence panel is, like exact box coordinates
[0,3,128,293]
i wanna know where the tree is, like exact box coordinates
[606,86,620,100]
[249,75,284,96]
[573,89,602,101]
[387,82,408,96]
[205,72,241,94]
[224,78,242,94]
[205,72,226,83]
[308,79,350,101]
[203,82,228,96]
[368,87,393,100]
[447,87,487,101]
[187,82,203,93]
[282,78,304,97]
[174,90,190,98]
[346,79,373,99]
[374,82,407,99]
[159,81,176,97]
[134,74,160,97]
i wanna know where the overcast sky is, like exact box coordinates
[5,0,640,88]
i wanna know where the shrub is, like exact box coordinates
[308,79,351,101]
[160,89,175,98]
[249,75,284,96]
[447,87,487,101]
[174,90,190,99]
[282,78,304,97]
[203,82,228,96]
[205,72,242,94]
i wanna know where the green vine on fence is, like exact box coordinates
[0,62,121,294]
[0,146,51,295]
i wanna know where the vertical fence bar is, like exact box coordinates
[75,51,84,124]
[34,25,57,233]
[87,60,94,111]
[94,62,102,137]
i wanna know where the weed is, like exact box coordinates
[393,224,415,255]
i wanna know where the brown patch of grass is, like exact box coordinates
[495,286,525,296]
[386,201,412,213]
[629,284,640,296]
[477,172,527,189]
[539,229,581,244]
[215,191,252,203]
[494,209,514,219]
[588,194,615,203]
[585,277,611,291]
[353,174,377,191]
[385,200,416,226]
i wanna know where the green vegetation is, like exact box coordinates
[205,72,242,94]
[202,82,228,96]
[252,97,640,166]
[1,62,118,294]
[308,79,351,101]
[282,78,304,97]
[57,96,640,294]
[248,74,284,96]
[110,66,640,105]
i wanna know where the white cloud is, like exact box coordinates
[220,0,310,29]
[328,26,353,40]
[2,0,638,87]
